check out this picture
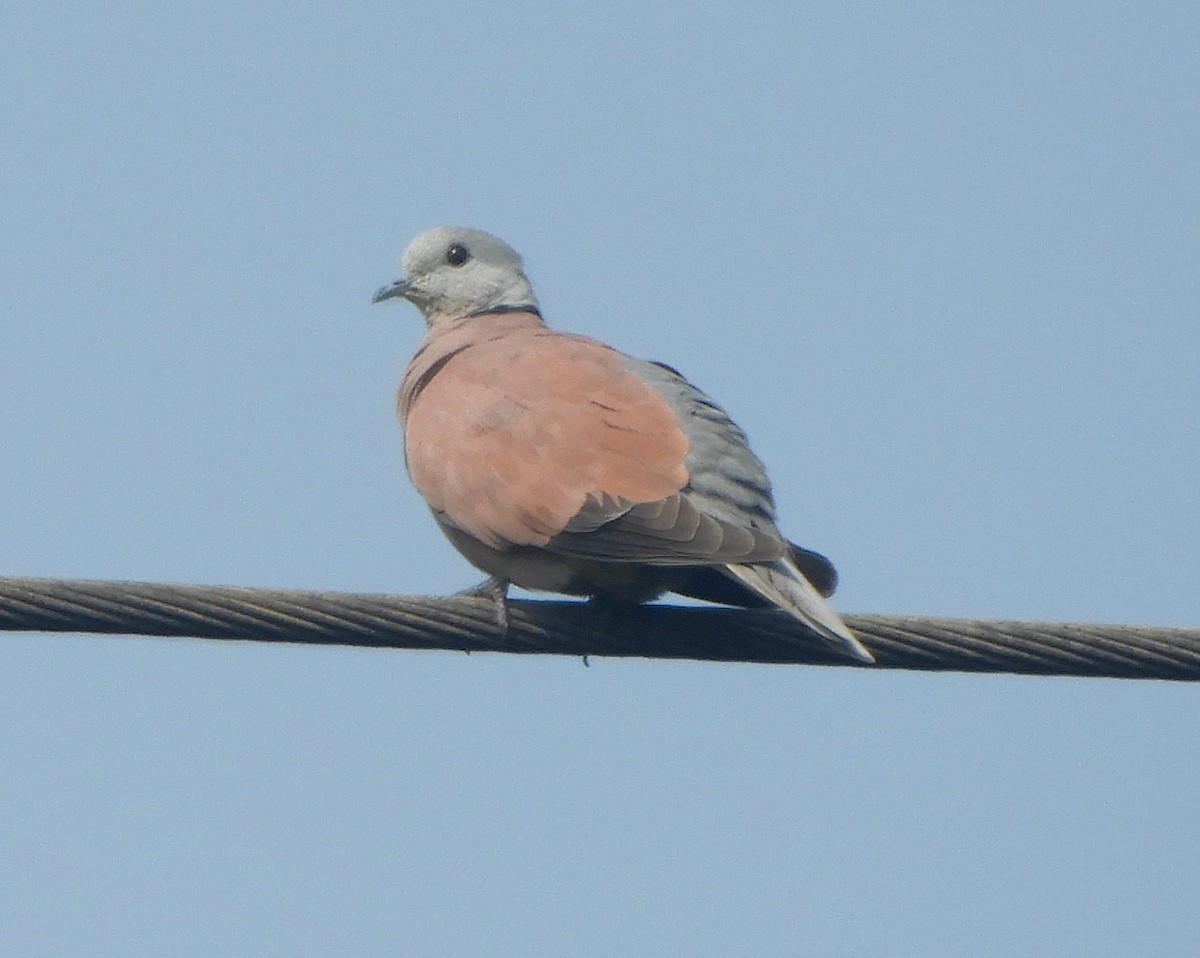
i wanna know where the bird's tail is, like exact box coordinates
[721,558,874,663]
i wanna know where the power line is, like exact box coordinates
[1,576,1196,680]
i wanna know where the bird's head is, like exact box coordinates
[373,226,540,325]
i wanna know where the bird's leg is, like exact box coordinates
[456,576,511,639]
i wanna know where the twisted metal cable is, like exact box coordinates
[1,576,1197,680]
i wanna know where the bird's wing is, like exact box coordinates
[671,540,839,605]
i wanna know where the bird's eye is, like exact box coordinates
[445,244,471,267]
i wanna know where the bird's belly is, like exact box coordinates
[438,521,668,604]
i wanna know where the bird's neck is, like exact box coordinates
[423,307,547,336]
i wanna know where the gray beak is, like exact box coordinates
[372,279,409,304]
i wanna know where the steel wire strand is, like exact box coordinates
[1,577,1197,680]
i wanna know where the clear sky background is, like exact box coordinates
[2,2,1198,955]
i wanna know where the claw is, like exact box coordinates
[457,576,510,639]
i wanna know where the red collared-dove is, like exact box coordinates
[373,226,872,663]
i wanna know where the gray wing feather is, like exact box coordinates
[543,357,786,565]
[549,493,783,565]
[625,359,777,529]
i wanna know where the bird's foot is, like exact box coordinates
[457,576,511,640]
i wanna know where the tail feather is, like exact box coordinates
[721,558,874,664]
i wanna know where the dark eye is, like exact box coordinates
[446,244,471,267]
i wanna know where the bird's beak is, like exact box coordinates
[372,279,410,304]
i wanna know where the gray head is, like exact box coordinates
[373,226,539,324]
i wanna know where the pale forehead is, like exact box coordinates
[401,226,524,273]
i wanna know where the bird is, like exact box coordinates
[373,226,873,663]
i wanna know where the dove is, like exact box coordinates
[373,226,873,663]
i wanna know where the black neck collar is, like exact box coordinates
[470,304,542,319]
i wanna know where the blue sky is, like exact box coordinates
[2,1,1198,954]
